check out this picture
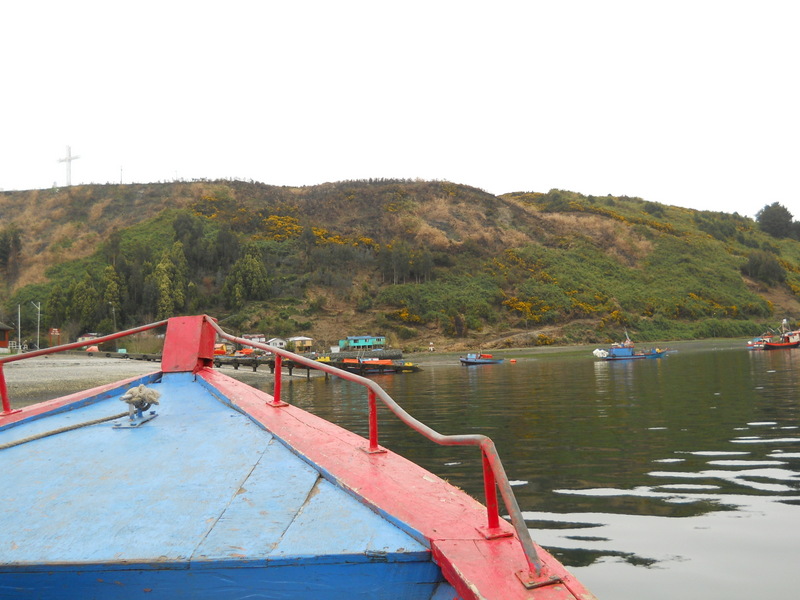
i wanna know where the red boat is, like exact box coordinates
[763,336,800,349]
[762,320,800,350]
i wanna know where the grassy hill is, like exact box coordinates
[2,180,799,351]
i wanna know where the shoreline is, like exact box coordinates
[2,336,745,408]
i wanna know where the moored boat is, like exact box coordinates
[0,315,595,600]
[460,353,504,366]
[338,357,421,374]
[593,334,667,360]
[747,334,772,350]
[763,335,800,350]
[758,319,800,350]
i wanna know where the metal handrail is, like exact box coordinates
[0,320,168,416]
[0,316,542,576]
[204,317,543,576]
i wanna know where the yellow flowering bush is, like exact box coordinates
[264,215,303,241]
[390,308,422,323]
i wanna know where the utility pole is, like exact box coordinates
[109,302,117,350]
[58,145,80,186]
[30,301,41,350]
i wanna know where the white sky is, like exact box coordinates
[2,1,798,219]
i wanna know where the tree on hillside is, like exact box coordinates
[150,243,190,320]
[757,203,794,238]
[101,265,125,325]
[379,242,412,284]
[104,229,122,266]
[411,249,434,283]
[45,285,67,328]
[221,244,270,309]
[300,225,317,266]
[741,250,786,285]
[211,225,240,268]
[70,273,100,330]
[0,224,22,279]
[172,212,208,270]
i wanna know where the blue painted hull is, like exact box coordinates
[594,344,667,360]
[460,354,503,365]
[2,562,447,599]
[0,372,448,599]
[602,350,666,360]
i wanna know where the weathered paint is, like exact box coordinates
[160,315,216,373]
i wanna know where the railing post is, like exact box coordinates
[268,354,288,407]
[482,450,501,531]
[273,355,282,402]
[0,364,10,414]
[0,364,21,416]
[364,389,385,454]
[480,443,542,577]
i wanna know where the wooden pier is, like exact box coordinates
[81,350,418,378]
[213,355,316,377]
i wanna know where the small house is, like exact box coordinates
[0,320,12,352]
[339,335,386,351]
[288,336,314,353]
[266,338,287,349]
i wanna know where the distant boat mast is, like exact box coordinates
[58,145,80,186]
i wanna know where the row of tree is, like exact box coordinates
[16,209,440,340]
[0,224,21,277]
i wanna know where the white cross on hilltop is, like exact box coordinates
[58,145,80,186]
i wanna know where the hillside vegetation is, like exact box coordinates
[1,180,799,351]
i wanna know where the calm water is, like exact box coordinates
[277,345,800,600]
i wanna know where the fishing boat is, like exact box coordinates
[0,315,595,600]
[763,331,800,349]
[763,338,800,349]
[747,333,772,350]
[459,353,504,366]
[592,334,667,361]
[759,319,800,350]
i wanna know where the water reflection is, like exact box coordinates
[278,347,800,599]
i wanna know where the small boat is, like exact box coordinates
[460,353,504,366]
[337,357,421,374]
[747,334,772,350]
[761,319,800,350]
[593,334,667,360]
[0,315,595,599]
[763,333,800,349]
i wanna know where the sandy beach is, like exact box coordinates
[1,354,283,408]
[2,355,160,407]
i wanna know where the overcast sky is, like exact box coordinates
[2,1,798,218]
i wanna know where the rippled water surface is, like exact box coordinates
[278,345,800,599]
